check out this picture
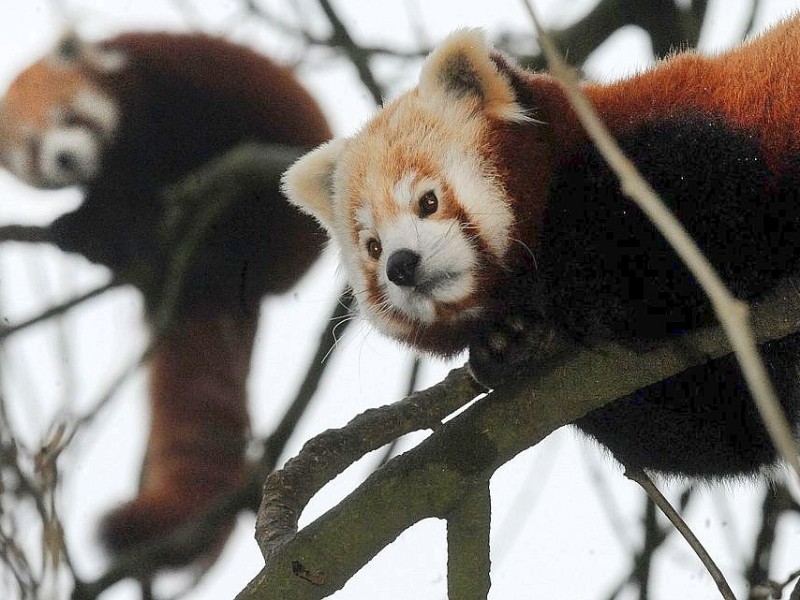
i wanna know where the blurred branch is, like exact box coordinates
[506,0,714,71]
[0,225,55,245]
[260,288,354,466]
[242,0,427,59]
[314,0,384,105]
[239,273,800,599]
[746,484,799,599]
[603,487,694,600]
[243,0,401,105]
[0,281,118,342]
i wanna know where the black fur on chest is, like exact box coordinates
[531,114,800,476]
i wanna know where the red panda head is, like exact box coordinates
[0,33,125,189]
[284,30,533,355]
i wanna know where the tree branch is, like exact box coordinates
[508,0,710,71]
[0,281,119,342]
[0,224,56,245]
[626,469,735,600]
[446,483,492,600]
[315,0,385,105]
[255,366,486,560]
[238,274,800,600]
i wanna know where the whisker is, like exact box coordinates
[511,237,538,270]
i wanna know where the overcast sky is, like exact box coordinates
[2,1,800,599]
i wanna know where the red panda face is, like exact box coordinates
[0,35,124,189]
[284,30,530,354]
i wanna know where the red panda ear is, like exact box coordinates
[419,29,526,122]
[282,139,345,233]
[52,31,127,73]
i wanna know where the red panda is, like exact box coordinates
[0,32,330,556]
[283,17,800,478]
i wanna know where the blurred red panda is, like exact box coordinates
[0,31,331,559]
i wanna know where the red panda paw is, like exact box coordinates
[468,312,565,389]
[100,491,236,564]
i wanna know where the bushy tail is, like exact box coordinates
[101,314,256,559]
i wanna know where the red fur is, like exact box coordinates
[487,16,800,270]
[101,316,254,557]
[1,32,331,561]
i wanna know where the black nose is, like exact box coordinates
[56,151,78,173]
[386,249,421,287]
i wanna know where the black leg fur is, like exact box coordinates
[497,114,800,476]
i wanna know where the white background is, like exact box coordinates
[2,1,800,599]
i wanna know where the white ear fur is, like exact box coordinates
[83,43,128,74]
[419,28,526,122]
[50,31,127,73]
[282,139,345,233]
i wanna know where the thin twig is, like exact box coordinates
[0,281,118,342]
[315,0,385,106]
[261,288,354,465]
[374,356,422,467]
[625,469,735,600]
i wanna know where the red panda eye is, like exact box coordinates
[418,191,438,217]
[57,37,81,62]
[62,110,81,127]
[366,238,382,260]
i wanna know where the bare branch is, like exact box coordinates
[261,289,354,465]
[314,0,384,105]
[746,484,798,598]
[255,366,486,561]
[240,274,800,600]
[0,225,56,245]
[507,0,711,71]
[625,469,735,600]
[0,282,118,342]
[446,483,492,600]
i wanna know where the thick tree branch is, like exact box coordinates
[238,276,800,600]
[509,0,710,72]
[255,367,486,560]
[446,483,492,600]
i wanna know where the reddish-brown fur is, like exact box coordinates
[1,32,331,560]
[102,316,255,555]
[487,16,800,270]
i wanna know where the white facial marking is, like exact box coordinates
[84,45,128,73]
[73,88,120,140]
[392,173,415,209]
[39,127,100,186]
[355,205,374,232]
[374,212,476,324]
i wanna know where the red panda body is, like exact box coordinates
[0,32,330,555]
[285,17,800,477]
